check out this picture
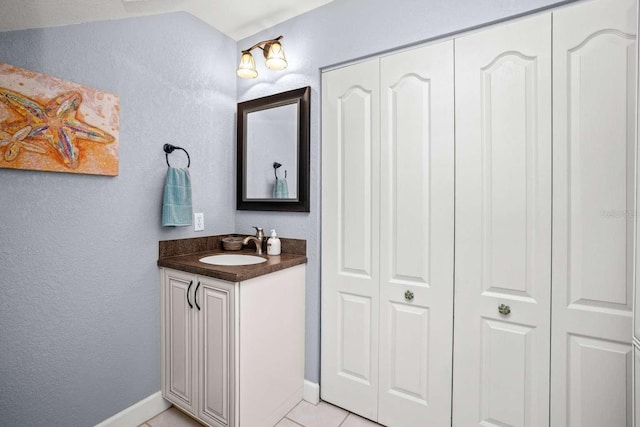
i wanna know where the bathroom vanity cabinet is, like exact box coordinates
[160,264,305,427]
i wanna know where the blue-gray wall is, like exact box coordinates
[236,0,573,384]
[0,0,575,425]
[0,13,236,427]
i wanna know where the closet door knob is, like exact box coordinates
[498,304,511,315]
[186,280,193,309]
[404,290,414,301]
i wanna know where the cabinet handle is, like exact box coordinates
[498,304,511,315]
[186,280,193,309]
[404,290,414,301]
[194,281,201,311]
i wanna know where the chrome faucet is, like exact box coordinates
[242,226,265,255]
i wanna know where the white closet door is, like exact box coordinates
[321,58,381,421]
[635,346,640,427]
[552,0,636,425]
[453,13,552,427]
[636,3,640,424]
[378,40,454,426]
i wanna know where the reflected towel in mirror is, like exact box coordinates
[273,177,289,199]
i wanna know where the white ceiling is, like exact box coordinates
[0,0,334,40]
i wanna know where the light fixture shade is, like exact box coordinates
[264,41,288,70]
[237,52,258,79]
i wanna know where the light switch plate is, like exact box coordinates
[194,213,204,231]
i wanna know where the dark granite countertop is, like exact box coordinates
[157,235,307,282]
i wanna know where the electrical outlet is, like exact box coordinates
[194,213,204,231]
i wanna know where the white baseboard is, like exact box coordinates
[96,384,316,426]
[94,391,172,427]
[303,380,320,405]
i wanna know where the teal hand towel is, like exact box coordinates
[162,167,193,226]
[273,177,289,199]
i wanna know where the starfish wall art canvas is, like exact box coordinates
[0,62,119,176]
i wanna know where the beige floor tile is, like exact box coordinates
[285,400,348,427]
[340,413,385,427]
[146,407,205,427]
[141,402,380,427]
[274,417,303,427]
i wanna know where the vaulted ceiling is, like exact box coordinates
[0,0,334,40]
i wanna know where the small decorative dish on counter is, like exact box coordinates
[222,235,244,251]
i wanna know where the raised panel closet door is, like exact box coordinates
[321,58,381,420]
[635,346,640,427]
[198,278,235,427]
[552,0,636,425]
[378,40,454,427]
[163,269,197,415]
[637,0,640,346]
[453,13,552,427]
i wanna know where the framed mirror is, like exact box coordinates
[237,86,310,212]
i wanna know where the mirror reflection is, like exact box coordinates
[245,103,298,199]
[237,86,310,212]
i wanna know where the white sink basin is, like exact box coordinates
[199,254,267,266]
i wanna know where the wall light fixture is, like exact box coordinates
[237,35,288,79]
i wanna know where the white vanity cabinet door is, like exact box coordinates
[552,0,636,425]
[378,39,454,427]
[162,270,235,427]
[162,269,198,416]
[453,12,552,427]
[197,277,235,427]
[321,58,381,421]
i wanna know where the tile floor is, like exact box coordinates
[139,400,384,427]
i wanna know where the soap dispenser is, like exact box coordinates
[267,229,281,256]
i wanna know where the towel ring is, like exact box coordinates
[164,144,190,168]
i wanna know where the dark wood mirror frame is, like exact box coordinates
[237,86,310,212]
